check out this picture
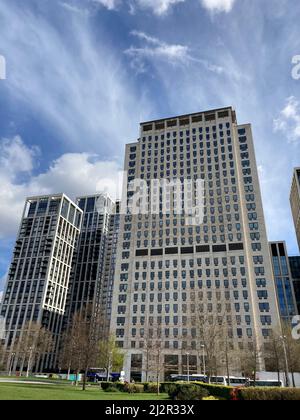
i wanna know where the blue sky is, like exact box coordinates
[0,0,300,292]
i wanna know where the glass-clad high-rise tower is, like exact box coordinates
[65,194,120,337]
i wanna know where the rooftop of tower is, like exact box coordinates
[140,106,237,131]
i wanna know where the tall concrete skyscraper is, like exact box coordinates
[0,194,82,371]
[290,168,300,251]
[269,242,297,322]
[111,107,281,381]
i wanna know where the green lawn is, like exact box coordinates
[0,383,169,401]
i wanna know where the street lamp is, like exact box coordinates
[201,345,206,377]
[186,353,190,383]
[8,352,16,377]
[26,347,33,378]
[280,336,290,388]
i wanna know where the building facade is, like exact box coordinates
[289,256,300,315]
[0,194,82,371]
[65,194,119,337]
[269,242,298,322]
[111,107,281,381]
[290,168,300,252]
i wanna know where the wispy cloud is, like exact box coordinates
[0,1,152,154]
[274,96,300,143]
[91,0,120,10]
[71,0,237,15]
[125,30,224,74]
[200,0,237,13]
[130,0,237,15]
[132,0,185,15]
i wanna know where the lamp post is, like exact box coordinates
[8,352,16,377]
[186,353,190,382]
[26,347,33,378]
[107,350,113,382]
[201,344,206,377]
[280,336,290,388]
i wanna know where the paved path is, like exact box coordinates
[0,379,61,385]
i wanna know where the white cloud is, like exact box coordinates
[0,1,152,154]
[133,0,185,15]
[274,96,300,143]
[0,136,122,240]
[200,0,236,13]
[125,30,224,74]
[132,0,237,14]
[0,273,7,301]
[65,0,238,15]
[91,0,120,10]
[0,136,39,178]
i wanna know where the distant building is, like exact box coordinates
[290,168,300,251]
[289,256,300,315]
[0,194,82,371]
[269,242,298,322]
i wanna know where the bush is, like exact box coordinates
[144,383,160,393]
[238,387,300,401]
[100,382,116,391]
[124,383,144,394]
[169,384,209,401]
[160,382,178,394]
[104,386,119,393]
[194,382,233,400]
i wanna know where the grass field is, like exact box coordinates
[0,382,169,401]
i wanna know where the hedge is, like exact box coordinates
[194,382,233,400]
[101,381,300,400]
[238,387,300,401]
[100,382,126,392]
[124,383,144,394]
[169,384,209,401]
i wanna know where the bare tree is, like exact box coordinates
[264,327,284,382]
[140,323,166,394]
[194,300,232,382]
[10,322,54,376]
[281,321,300,387]
[237,339,263,385]
[59,306,104,390]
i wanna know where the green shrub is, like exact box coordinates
[124,383,144,394]
[144,383,160,393]
[169,384,209,401]
[104,386,119,393]
[160,382,178,394]
[238,387,300,401]
[194,382,233,400]
[100,382,115,391]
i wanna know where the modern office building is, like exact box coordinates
[269,242,297,322]
[0,194,82,371]
[111,107,281,381]
[100,200,121,336]
[290,168,300,251]
[289,256,300,315]
[65,194,119,338]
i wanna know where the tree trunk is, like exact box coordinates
[82,368,88,391]
[292,371,296,388]
[75,370,79,387]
